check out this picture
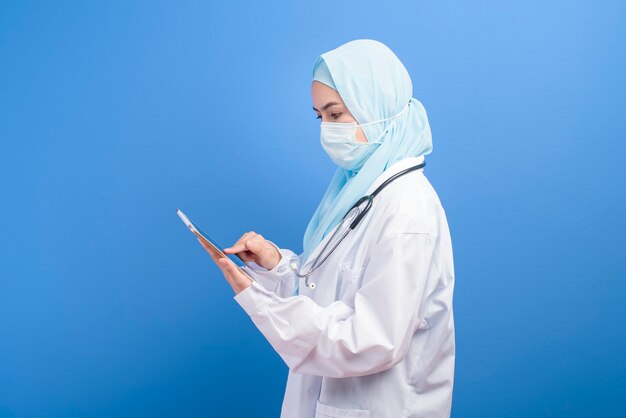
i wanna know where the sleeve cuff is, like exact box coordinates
[233,279,271,316]
[238,243,301,296]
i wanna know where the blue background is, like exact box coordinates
[1,1,624,417]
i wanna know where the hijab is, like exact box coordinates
[302,39,434,265]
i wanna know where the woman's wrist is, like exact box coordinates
[232,276,253,295]
[265,241,283,270]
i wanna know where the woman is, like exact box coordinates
[199,39,455,418]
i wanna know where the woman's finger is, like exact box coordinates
[218,256,252,292]
[225,231,255,251]
[198,237,223,263]
[218,257,242,279]
[223,232,258,262]
[198,238,252,293]
[198,238,248,273]
[199,239,236,275]
[224,231,257,253]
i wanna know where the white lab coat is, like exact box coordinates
[233,155,455,418]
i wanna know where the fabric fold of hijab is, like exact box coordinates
[303,39,434,266]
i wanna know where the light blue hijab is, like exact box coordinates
[302,39,434,265]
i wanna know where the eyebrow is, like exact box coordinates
[312,101,342,112]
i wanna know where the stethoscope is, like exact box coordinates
[290,160,427,289]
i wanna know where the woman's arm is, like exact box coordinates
[233,232,436,378]
[198,232,300,298]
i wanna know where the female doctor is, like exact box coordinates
[199,39,455,418]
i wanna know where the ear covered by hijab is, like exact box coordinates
[300,39,433,276]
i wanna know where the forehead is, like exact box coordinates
[312,81,345,108]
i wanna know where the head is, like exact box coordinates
[311,80,368,143]
[302,39,433,264]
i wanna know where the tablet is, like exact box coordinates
[176,208,253,280]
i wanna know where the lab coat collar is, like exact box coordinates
[300,155,426,271]
[364,155,426,195]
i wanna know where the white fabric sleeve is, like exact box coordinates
[232,232,436,378]
[240,240,300,298]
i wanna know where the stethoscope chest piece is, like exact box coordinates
[291,261,316,289]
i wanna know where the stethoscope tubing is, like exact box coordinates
[294,161,427,288]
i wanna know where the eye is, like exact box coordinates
[331,113,342,120]
[315,115,322,120]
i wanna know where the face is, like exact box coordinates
[311,80,368,143]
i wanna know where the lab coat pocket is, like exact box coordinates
[315,399,371,418]
[336,264,365,308]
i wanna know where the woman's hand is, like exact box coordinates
[197,237,252,295]
[223,231,282,270]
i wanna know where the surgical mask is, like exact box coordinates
[319,103,409,171]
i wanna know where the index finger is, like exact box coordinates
[198,237,224,262]
[224,232,257,253]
